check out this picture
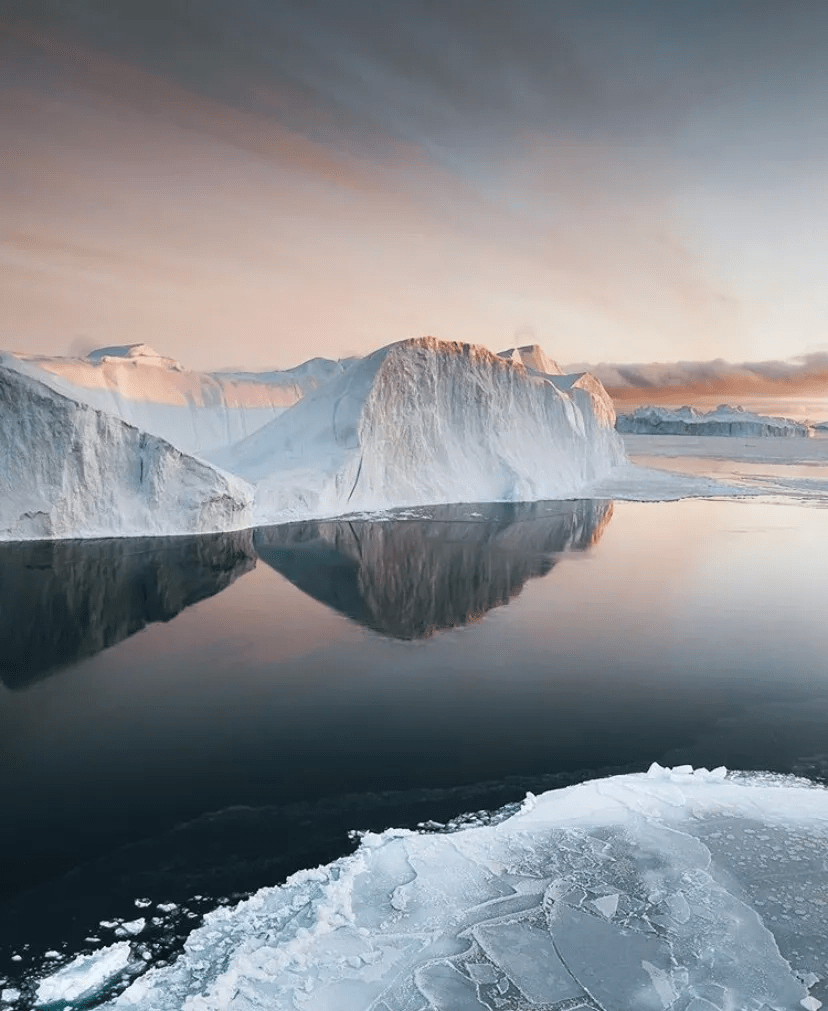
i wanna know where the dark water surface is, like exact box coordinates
[1,498,826,988]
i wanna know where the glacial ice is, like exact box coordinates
[95,766,828,1011]
[0,364,253,541]
[4,345,346,456]
[212,337,625,524]
[34,942,131,1006]
[617,404,812,437]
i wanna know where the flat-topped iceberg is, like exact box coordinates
[617,404,812,437]
[211,337,625,524]
[0,365,253,541]
[97,765,828,1010]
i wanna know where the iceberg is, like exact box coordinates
[255,499,613,639]
[101,766,828,1011]
[0,364,253,541]
[617,404,812,437]
[4,344,347,456]
[212,337,625,525]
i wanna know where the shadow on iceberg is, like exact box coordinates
[254,499,613,640]
[0,532,256,690]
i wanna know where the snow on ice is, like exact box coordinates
[88,766,828,1011]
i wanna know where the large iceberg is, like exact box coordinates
[4,344,348,456]
[0,364,253,541]
[211,337,625,524]
[96,765,828,1011]
[617,404,812,437]
[0,338,623,541]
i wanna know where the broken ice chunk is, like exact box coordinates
[591,893,619,918]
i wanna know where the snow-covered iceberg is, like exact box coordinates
[98,765,828,1011]
[0,531,255,688]
[0,364,253,541]
[617,404,812,437]
[255,499,612,639]
[4,344,348,456]
[212,337,625,524]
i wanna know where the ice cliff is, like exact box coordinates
[0,365,253,541]
[212,337,625,524]
[617,404,812,437]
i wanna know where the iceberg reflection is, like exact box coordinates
[254,499,613,639]
[0,532,256,689]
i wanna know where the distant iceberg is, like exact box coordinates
[99,766,828,1011]
[617,403,812,437]
[212,337,625,524]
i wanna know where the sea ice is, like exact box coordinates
[114,919,145,938]
[34,942,131,1006]
[102,766,828,1011]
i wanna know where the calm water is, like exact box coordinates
[1,497,827,987]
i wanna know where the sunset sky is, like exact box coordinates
[2,1,828,371]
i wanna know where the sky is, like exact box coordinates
[2,1,828,371]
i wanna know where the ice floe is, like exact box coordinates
[94,766,828,1010]
[34,942,131,1006]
